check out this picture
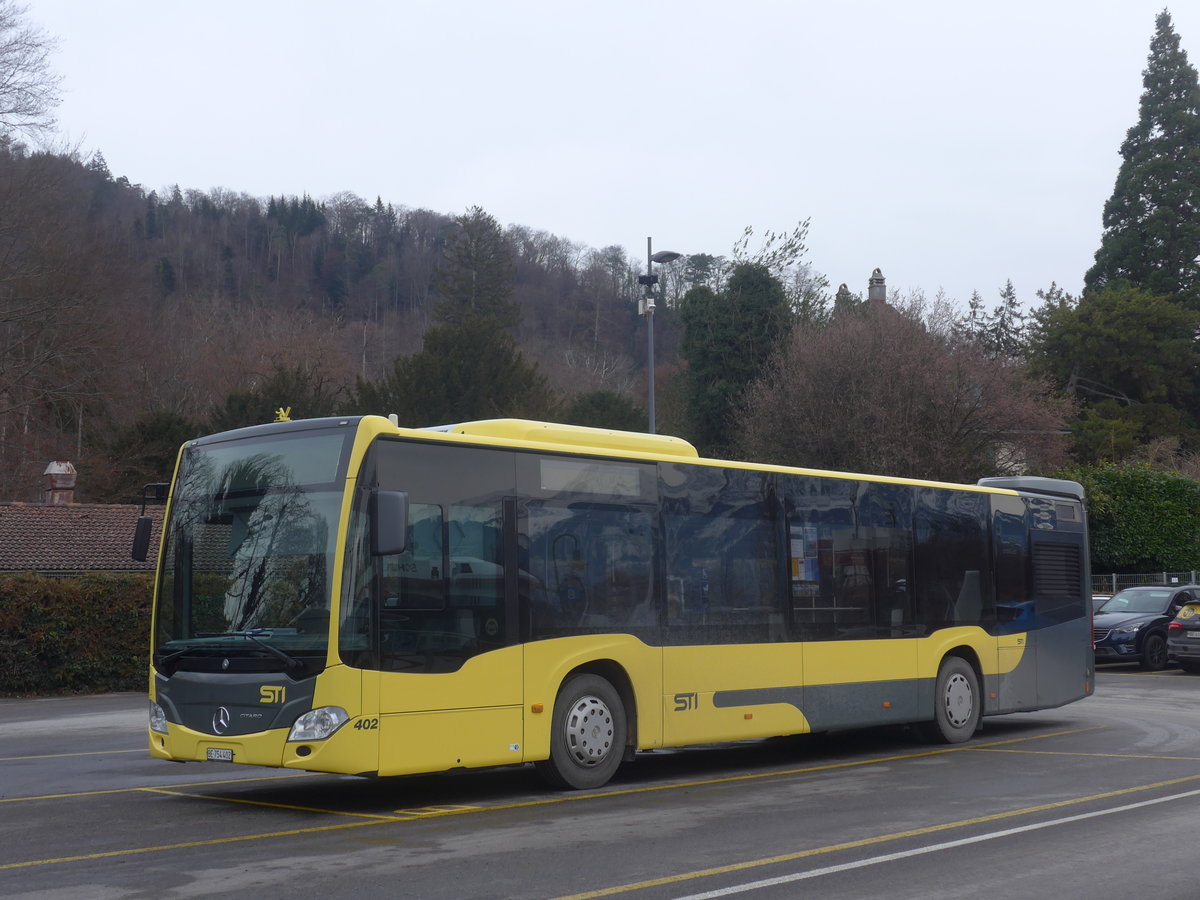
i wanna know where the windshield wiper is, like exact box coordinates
[168,630,304,674]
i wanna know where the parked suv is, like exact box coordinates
[1093,585,1200,670]
[1167,598,1200,673]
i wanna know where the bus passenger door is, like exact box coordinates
[352,440,525,778]
[374,496,524,777]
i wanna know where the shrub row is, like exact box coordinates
[1061,464,1200,572]
[0,572,152,696]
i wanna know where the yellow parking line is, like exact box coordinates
[141,788,413,821]
[975,748,1200,761]
[969,725,1108,747]
[547,772,1200,900]
[0,772,315,804]
[0,819,386,871]
[0,749,143,762]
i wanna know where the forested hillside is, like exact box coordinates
[0,146,683,502]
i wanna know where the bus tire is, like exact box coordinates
[915,656,980,744]
[535,674,626,790]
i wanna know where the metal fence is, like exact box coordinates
[1091,572,1199,595]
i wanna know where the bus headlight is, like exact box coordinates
[149,701,168,734]
[288,706,349,741]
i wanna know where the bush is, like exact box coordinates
[0,573,152,695]
[1060,463,1200,572]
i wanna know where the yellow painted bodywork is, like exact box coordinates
[148,721,290,767]
[662,643,807,744]
[375,646,524,777]
[916,627,1004,677]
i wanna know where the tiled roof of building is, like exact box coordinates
[0,503,163,573]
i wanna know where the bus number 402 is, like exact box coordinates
[674,692,698,712]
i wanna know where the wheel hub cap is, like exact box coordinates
[565,695,614,767]
[943,672,974,728]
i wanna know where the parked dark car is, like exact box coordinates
[1167,598,1200,673]
[1093,585,1200,670]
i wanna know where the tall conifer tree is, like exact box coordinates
[1085,10,1200,308]
[679,263,791,456]
[434,206,517,327]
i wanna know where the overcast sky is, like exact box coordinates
[24,1,1200,309]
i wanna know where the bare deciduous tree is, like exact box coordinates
[0,151,130,498]
[735,293,1074,483]
[0,1,60,140]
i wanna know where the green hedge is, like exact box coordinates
[0,572,152,696]
[1059,463,1200,573]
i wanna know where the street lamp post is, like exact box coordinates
[638,237,682,434]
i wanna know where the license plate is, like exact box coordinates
[1190,633,1200,640]
[206,748,233,762]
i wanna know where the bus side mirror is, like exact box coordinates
[132,482,169,562]
[371,490,409,556]
[132,515,153,562]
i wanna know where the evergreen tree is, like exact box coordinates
[352,317,554,426]
[208,364,344,432]
[86,151,111,181]
[155,257,176,297]
[682,253,725,291]
[960,290,986,336]
[982,280,1026,359]
[679,264,791,456]
[434,206,517,328]
[89,409,198,501]
[1085,10,1200,308]
[1026,283,1200,460]
[561,390,644,431]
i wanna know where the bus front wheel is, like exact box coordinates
[915,656,980,744]
[535,674,627,790]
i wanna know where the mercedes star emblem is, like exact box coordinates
[212,706,231,734]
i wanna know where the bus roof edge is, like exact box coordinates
[977,476,1085,501]
[422,418,700,458]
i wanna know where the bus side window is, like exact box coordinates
[661,464,779,643]
[914,488,990,632]
[383,503,444,611]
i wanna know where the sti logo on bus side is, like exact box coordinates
[260,686,286,704]
[674,692,698,711]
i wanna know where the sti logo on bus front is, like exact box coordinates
[260,686,285,704]
[674,692,698,711]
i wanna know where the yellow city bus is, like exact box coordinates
[142,415,1093,789]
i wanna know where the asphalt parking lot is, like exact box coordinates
[3,665,1200,899]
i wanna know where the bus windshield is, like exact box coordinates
[153,428,351,677]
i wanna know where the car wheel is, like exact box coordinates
[1140,632,1168,670]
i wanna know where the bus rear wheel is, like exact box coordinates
[535,674,626,790]
[915,656,980,744]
